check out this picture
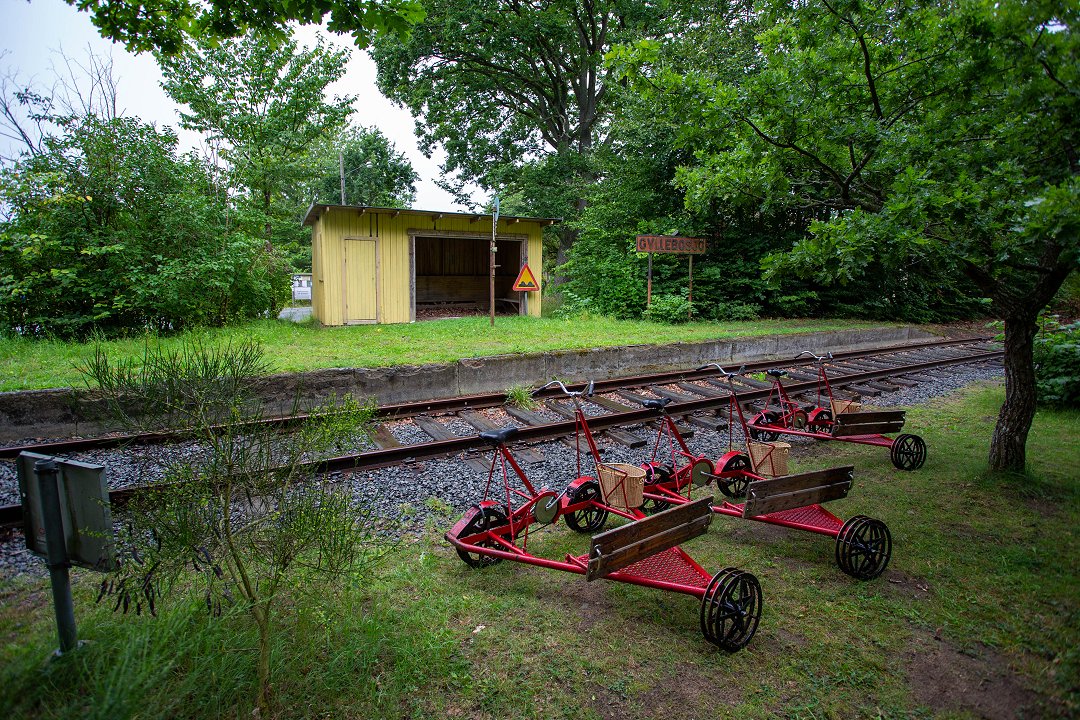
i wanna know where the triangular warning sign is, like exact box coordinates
[512,263,540,291]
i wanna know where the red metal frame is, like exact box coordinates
[445,380,764,649]
[743,356,925,463]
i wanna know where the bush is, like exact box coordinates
[705,300,761,321]
[643,294,692,324]
[1033,316,1080,408]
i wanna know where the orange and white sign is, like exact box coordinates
[512,263,540,292]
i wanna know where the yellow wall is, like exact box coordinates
[309,207,545,326]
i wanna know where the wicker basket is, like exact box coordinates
[597,463,646,510]
[831,398,862,416]
[747,441,791,478]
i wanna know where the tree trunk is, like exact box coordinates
[988,313,1039,472]
[254,603,273,716]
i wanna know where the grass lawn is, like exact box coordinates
[1,381,1077,719]
[0,316,895,391]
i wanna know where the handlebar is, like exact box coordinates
[795,350,833,363]
[695,363,747,378]
[534,379,594,398]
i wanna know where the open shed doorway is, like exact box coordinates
[413,235,524,320]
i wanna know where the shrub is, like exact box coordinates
[643,294,692,324]
[1033,316,1080,408]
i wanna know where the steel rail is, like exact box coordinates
[0,346,1002,529]
[0,335,994,460]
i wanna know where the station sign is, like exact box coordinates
[635,235,707,254]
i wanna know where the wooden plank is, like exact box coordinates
[745,466,853,497]
[586,497,714,581]
[676,382,723,398]
[370,424,402,449]
[615,390,654,406]
[834,410,906,425]
[588,395,637,413]
[685,414,726,432]
[833,421,906,437]
[413,415,458,441]
[504,405,552,426]
[651,387,697,403]
[743,481,853,518]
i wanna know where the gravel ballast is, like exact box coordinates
[0,361,1004,583]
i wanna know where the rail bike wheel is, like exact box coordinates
[835,515,892,580]
[456,506,510,569]
[700,567,763,651]
[791,409,809,430]
[890,434,927,470]
[563,480,609,533]
[748,411,780,442]
[807,408,833,434]
[716,453,753,499]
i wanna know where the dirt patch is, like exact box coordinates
[882,569,933,601]
[587,660,742,720]
[904,628,1041,719]
[532,575,614,632]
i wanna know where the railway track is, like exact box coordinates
[0,336,1002,529]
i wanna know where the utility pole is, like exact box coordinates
[339,150,346,205]
[490,196,499,327]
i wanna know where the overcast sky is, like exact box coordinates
[1,0,475,211]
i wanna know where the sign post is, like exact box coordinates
[18,452,115,658]
[635,235,707,316]
[490,197,500,328]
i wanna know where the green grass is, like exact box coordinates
[2,381,1075,718]
[0,316,890,391]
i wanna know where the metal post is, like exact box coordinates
[688,254,694,320]
[35,458,78,655]
[646,252,653,307]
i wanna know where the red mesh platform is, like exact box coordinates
[574,547,711,588]
[760,504,844,532]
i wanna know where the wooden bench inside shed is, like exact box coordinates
[586,496,713,581]
[742,466,854,518]
[832,410,906,437]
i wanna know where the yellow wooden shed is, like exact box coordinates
[302,204,556,325]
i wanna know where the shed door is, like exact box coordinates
[344,239,377,323]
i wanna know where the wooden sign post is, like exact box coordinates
[635,235,707,319]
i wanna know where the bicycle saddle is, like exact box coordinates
[479,426,519,445]
[642,397,673,410]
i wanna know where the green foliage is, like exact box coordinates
[642,293,691,324]
[157,31,355,273]
[307,125,418,209]
[1034,317,1080,408]
[0,116,277,337]
[81,339,385,713]
[504,384,538,411]
[67,0,425,55]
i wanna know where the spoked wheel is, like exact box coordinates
[700,567,763,651]
[716,453,753,499]
[748,412,780,442]
[807,408,833,434]
[890,434,927,470]
[835,515,892,580]
[456,505,510,569]
[564,480,609,533]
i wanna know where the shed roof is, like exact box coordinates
[302,203,561,228]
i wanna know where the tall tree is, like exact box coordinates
[622,0,1079,471]
[62,0,425,54]
[307,125,418,207]
[370,0,683,266]
[157,32,354,260]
